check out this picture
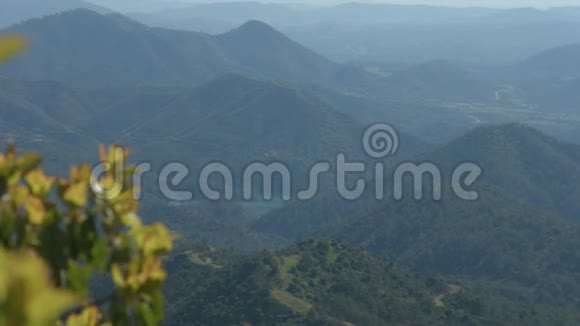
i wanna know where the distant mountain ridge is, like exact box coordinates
[0,0,109,28]
[521,43,580,78]
[2,10,230,86]
[133,2,497,32]
[129,2,580,64]
[215,20,336,83]
[85,0,188,13]
[1,9,346,88]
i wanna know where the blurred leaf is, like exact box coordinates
[62,306,102,326]
[0,34,28,63]
[0,144,172,325]
[0,249,78,325]
[63,182,88,207]
[26,169,55,197]
[24,196,45,225]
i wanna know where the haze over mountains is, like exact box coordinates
[1,10,341,87]
[0,0,108,27]
[3,4,580,325]
[2,8,404,99]
[5,9,580,142]
[6,1,580,64]
[127,2,580,64]
[2,8,580,205]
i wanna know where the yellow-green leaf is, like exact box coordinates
[0,34,27,63]
[63,182,88,207]
[62,306,102,326]
[24,196,46,225]
[0,249,78,325]
[26,169,55,197]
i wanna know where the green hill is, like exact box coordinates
[0,79,99,173]
[85,74,371,170]
[256,186,580,321]
[253,124,580,318]
[256,123,580,237]
[428,123,580,220]
[164,240,551,325]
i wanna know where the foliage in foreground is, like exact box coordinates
[0,144,173,325]
[0,34,27,64]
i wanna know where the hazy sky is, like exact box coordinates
[326,0,580,7]
[175,0,580,9]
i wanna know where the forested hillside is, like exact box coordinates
[164,241,566,325]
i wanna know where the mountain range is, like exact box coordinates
[3,7,580,325]
[0,0,108,28]
[4,10,580,119]
[1,9,346,88]
[130,2,580,65]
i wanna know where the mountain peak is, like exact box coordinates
[230,20,281,37]
[427,123,580,219]
[215,19,336,83]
